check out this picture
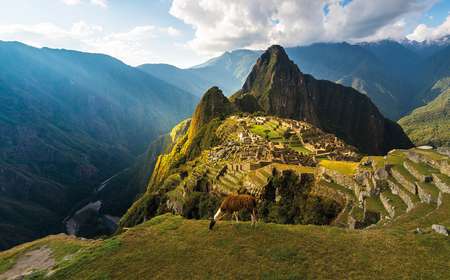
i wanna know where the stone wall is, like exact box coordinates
[432,174,450,193]
[391,168,417,195]
[387,179,415,212]
[380,193,395,218]
[403,161,431,183]
[415,183,435,204]
[409,150,450,177]
[318,167,363,203]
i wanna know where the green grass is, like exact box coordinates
[392,165,417,185]
[250,124,283,139]
[319,160,359,176]
[289,145,311,155]
[386,150,407,165]
[388,176,420,205]
[380,191,407,215]
[366,196,388,218]
[417,182,440,201]
[413,148,449,162]
[318,180,356,200]
[2,214,450,279]
[404,159,437,177]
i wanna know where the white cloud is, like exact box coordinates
[62,0,82,5]
[407,15,450,41]
[0,21,180,66]
[170,0,438,55]
[61,0,107,8]
[90,0,108,8]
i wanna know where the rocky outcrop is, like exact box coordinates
[231,45,413,155]
[432,224,449,236]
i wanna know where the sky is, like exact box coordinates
[0,0,449,68]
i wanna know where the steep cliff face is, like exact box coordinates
[232,45,413,154]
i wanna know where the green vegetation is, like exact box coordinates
[319,160,359,175]
[365,196,388,218]
[3,213,449,279]
[250,121,312,155]
[380,191,407,214]
[258,171,342,225]
[399,88,450,147]
[386,150,407,165]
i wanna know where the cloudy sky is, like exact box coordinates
[0,0,449,68]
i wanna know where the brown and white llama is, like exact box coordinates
[209,194,257,230]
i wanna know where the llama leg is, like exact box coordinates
[209,209,223,230]
[214,209,223,221]
[251,209,257,226]
[233,212,239,223]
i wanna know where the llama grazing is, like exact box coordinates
[209,194,257,230]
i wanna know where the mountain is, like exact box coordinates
[120,46,414,230]
[399,87,450,147]
[141,39,450,123]
[414,45,450,104]
[232,45,412,154]
[401,35,450,58]
[0,41,197,250]
[139,50,260,97]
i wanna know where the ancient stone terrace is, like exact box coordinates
[317,148,450,229]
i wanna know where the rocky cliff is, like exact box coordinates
[231,45,413,154]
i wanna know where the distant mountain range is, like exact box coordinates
[0,41,196,250]
[142,37,450,121]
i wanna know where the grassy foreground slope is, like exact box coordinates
[1,212,449,280]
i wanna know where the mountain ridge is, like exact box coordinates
[232,45,412,154]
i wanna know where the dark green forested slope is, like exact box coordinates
[0,41,196,250]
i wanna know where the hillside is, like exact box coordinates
[1,206,449,280]
[0,41,197,250]
[2,126,449,278]
[399,87,450,147]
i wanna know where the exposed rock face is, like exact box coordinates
[232,45,413,155]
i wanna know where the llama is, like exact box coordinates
[209,194,257,230]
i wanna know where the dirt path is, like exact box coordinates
[0,246,55,280]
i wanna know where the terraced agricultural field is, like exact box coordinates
[319,160,359,176]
